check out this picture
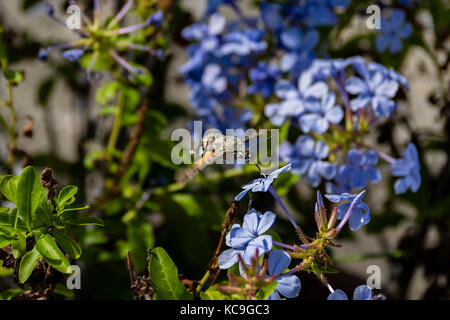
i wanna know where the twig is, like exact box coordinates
[126,251,135,287]
[206,201,240,287]
[116,101,149,177]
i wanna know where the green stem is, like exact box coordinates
[6,82,16,168]
[196,270,210,294]
[107,83,126,153]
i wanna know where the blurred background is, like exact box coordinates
[0,0,449,299]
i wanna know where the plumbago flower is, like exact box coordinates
[341,149,381,189]
[345,63,401,117]
[280,136,336,187]
[218,209,276,268]
[265,71,328,126]
[298,92,343,133]
[391,143,421,194]
[325,150,380,194]
[328,285,373,300]
[38,1,164,80]
[235,163,292,201]
[325,191,370,231]
[266,250,301,300]
[376,9,412,54]
[279,27,319,78]
[247,62,281,98]
[179,12,262,131]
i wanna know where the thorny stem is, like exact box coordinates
[268,186,309,244]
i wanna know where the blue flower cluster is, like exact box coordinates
[181,2,420,194]
[219,164,371,299]
[38,1,164,80]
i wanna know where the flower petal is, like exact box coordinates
[276,274,301,298]
[327,289,348,300]
[353,285,373,300]
[268,250,291,276]
[218,248,241,269]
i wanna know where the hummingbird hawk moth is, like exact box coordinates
[175,131,265,183]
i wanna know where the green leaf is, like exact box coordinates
[64,217,104,226]
[59,205,90,216]
[201,287,230,300]
[18,246,41,283]
[148,247,193,300]
[57,185,78,209]
[126,219,154,272]
[53,230,81,259]
[255,281,277,300]
[95,81,119,105]
[35,234,71,274]
[11,238,27,259]
[131,70,153,87]
[0,235,13,248]
[35,193,53,227]
[0,288,22,300]
[0,175,19,203]
[171,193,223,228]
[17,167,43,231]
[97,106,118,116]
[3,69,23,83]
[0,209,27,232]
[37,78,55,106]
[53,283,75,298]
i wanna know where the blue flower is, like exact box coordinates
[279,28,319,78]
[247,62,281,98]
[309,57,364,81]
[391,143,421,194]
[219,29,267,56]
[376,9,412,54]
[266,250,301,300]
[61,49,85,62]
[181,13,225,52]
[327,285,373,300]
[265,70,328,126]
[298,92,343,133]
[301,0,350,27]
[325,192,370,231]
[260,2,284,31]
[280,136,336,187]
[218,209,276,268]
[345,63,399,117]
[235,164,292,201]
[205,0,239,16]
[367,62,409,91]
[341,149,381,189]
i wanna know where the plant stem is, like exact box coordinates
[273,241,295,251]
[6,82,17,168]
[334,73,353,132]
[196,270,210,294]
[107,83,126,154]
[268,186,309,244]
